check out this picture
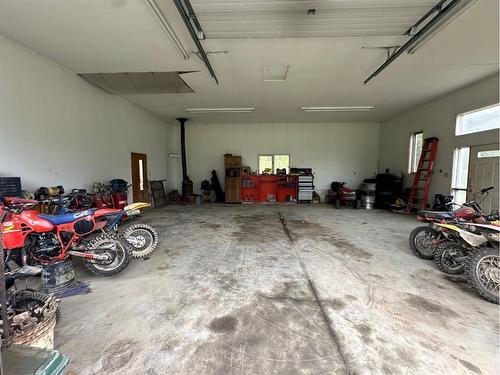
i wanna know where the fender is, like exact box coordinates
[434,223,460,231]
[124,202,150,217]
[124,202,150,212]
[435,223,488,247]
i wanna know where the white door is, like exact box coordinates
[467,144,499,213]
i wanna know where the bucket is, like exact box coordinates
[362,195,375,209]
[41,259,76,294]
[12,309,57,349]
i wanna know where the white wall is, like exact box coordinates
[0,34,170,193]
[169,121,380,197]
[379,74,499,201]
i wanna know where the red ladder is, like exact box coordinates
[406,137,439,212]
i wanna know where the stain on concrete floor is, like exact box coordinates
[55,204,498,374]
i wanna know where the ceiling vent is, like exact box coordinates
[79,71,195,94]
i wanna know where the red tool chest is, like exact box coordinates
[277,175,298,202]
[241,176,259,203]
[258,175,278,203]
[241,175,298,203]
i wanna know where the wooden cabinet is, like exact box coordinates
[224,154,241,203]
[225,177,241,202]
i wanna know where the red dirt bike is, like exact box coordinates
[408,187,496,259]
[1,197,131,276]
[41,197,158,259]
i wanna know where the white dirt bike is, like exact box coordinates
[433,221,499,304]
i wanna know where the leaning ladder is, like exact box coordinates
[406,137,439,212]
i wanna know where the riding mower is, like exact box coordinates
[326,181,361,209]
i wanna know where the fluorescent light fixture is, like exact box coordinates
[144,0,190,60]
[185,108,255,113]
[408,0,477,54]
[300,106,374,112]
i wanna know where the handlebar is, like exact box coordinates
[481,186,494,194]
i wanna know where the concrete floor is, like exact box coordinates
[55,204,499,375]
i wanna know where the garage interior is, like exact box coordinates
[0,0,499,374]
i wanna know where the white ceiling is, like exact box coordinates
[0,0,497,123]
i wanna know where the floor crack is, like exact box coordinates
[278,212,354,375]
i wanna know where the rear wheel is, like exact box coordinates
[409,226,440,260]
[466,247,499,304]
[83,234,131,277]
[121,223,158,259]
[335,199,341,209]
[434,242,466,274]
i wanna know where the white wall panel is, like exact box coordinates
[171,121,380,197]
[379,74,499,201]
[0,35,170,192]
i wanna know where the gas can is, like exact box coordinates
[112,192,128,209]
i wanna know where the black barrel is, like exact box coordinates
[41,259,76,294]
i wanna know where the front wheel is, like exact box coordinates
[409,226,440,260]
[121,223,158,259]
[434,242,466,275]
[466,247,499,304]
[83,234,131,277]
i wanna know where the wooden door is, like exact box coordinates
[467,144,499,213]
[131,153,149,203]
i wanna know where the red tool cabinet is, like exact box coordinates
[241,176,259,203]
[258,175,278,203]
[240,175,297,203]
[277,175,298,202]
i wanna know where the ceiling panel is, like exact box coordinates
[191,0,437,38]
[79,72,195,94]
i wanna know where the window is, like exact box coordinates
[456,104,500,136]
[258,154,290,174]
[139,159,144,191]
[408,132,423,173]
[477,150,500,158]
[451,147,470,205]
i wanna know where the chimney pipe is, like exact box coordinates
[177,118,193,199]
[177,118,188,180]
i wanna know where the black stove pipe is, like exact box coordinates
[177,118,193,199]
[178,118,188,180]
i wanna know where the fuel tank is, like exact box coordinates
[20,210,55,232]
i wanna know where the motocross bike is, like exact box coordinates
[1,197,131,276]
[41,197,158,259]
[432,221,499,304]
[408,186,495,259]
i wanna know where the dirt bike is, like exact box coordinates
[41,197,158,259]
[432,221,499,304]
[408,186,495,259]
[1,197,131,276]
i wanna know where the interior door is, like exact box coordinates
[467,144,499,213]
[131,153,149,203]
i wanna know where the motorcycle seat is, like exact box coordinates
[38,209,94,225]
[418,210,455,221]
